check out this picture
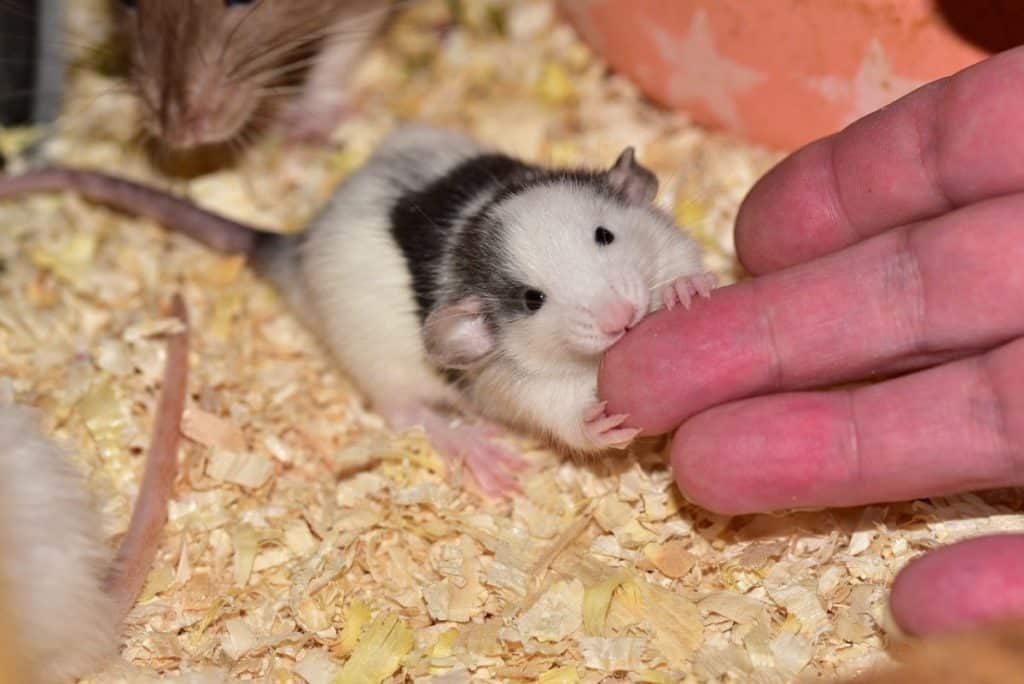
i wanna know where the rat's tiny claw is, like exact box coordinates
[662,286,676,311]
[659,272,718,311]
[584,401,609,422]
[588,411,629,433]
[673,279,694,309]
[602,427,642,449]
[694,272,717,298]
[583,403,638,450]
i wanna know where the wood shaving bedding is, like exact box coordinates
[1,1,1021,681]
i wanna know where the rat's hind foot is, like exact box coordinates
[430,420,527,497]
[660,272,717,310]
[384,405,526,497]
[582,401,640,450]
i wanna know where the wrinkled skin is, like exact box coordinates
[599,46,1024,637]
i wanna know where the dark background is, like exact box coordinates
[0,0,39,126]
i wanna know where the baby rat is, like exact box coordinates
[0,296,189,683]
[114,0,391,150]
[0,126,712,494]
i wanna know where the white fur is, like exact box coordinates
[271,125,704,450]
[493,181,701,366]
[461,181,703,450]
[0,406,118,683]
[286,126,485,416]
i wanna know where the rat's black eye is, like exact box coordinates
[119,0,137,7]
[225,0,256,5]
[523,289,546,312]
[594,226,615,246]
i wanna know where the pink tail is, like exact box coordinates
[0,167,259,254]
[105,294,190,618]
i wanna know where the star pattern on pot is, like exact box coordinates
[646,10,765,132]
[807,38,926,126]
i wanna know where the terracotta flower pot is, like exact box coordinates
[559,0,1022,149]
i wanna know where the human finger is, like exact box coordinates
[890,535,1024,636]
[668,336,1024,514]
[601,193,1024,435]
[735,47,1024,274]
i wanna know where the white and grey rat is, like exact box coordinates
[0,126,712,494]
[0,296,189,683]
[114,0,392,149]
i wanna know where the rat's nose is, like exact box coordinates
[597,300,637,335]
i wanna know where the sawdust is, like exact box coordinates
[1,1,1022,682]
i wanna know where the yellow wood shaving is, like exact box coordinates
[335,600,371,658]
[5,1,1003,681]
[644,540,697,579]
[582,572,628,636]
[537,664,581,683]
[332,613,413,684]
[182,406,247,451]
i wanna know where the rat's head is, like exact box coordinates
[425,148,682,372]
[114,0,362,150]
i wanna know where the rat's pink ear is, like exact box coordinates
[423,296,495,369]
[606,147,659,205]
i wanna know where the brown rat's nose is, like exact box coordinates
[160,100,200,149]
[159,87,227,150]
[598,300,637,335]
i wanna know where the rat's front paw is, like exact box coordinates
[277,99,351,145]
[582,401,640,450]
[660,272,717,310]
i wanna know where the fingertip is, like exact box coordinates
[602,284,779,439]
[669,403,805,515]
[596,329,649,429]
[671,414,749,515]
[597,308,699,437]
[890,535,1024,636]
[734,181,779,275]
[734,138,856,275]
[733,149,805,275]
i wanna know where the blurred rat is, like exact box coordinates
[0,296,189,683]
[0,126,713,494]
[114,0,392,150]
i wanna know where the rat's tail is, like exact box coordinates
[0,166,264,254]
[104,294,190,617]
[0,295,190,682]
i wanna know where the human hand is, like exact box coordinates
[598,46,1024,636]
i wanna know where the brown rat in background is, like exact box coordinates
[113,0,393,154]
[0,295,189,683]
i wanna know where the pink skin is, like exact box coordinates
[598,46,1024,636]
[660,272,717,311]
[583,298,650,449]
[583,401,640,449]
[597,300,638,335]
[383,405,527,497]
[890,535,1024,637]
